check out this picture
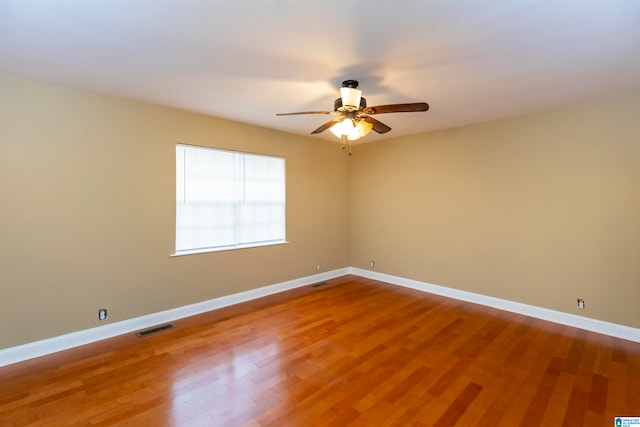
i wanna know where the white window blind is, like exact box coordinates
[175,144,286,255]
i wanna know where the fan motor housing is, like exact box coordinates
[334,97,367,112]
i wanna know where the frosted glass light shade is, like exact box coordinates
[355,120,373,138]
[329,120,350,138]
[329,119,373,141]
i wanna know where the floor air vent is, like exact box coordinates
[311,281,328,288]
[136,324,174,337]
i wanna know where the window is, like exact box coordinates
[174,144,286,255]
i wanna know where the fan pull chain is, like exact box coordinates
[340,135,352,156]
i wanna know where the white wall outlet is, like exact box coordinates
[577,299,585,310]
[316,264,320,271]
[98,308,108,321]
[370,260,375,268]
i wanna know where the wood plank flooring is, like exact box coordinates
[1,275,638,426]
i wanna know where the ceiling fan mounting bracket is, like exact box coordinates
[341,80,359,88]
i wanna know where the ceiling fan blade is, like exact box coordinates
[276,111,333,116]
[363,102,429,115]
[362,116,391,134]
[311,118,344,134]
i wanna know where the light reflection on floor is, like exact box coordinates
[168,334,284,425]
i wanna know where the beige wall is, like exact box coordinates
[350,95,640,328]
[1,74,638,351]
[0,74,350,349]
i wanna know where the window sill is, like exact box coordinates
[170,241,289,257]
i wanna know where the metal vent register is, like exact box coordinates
[136,324,174,337]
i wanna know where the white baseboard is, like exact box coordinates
[0,268,349,367]
[2,266,637,368]
[349,267,640,343]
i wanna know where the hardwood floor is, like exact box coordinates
[1,275,638,426]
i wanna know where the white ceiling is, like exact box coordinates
[1,0,639,143]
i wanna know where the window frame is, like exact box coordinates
[172,143,287,256]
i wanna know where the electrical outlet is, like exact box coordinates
[577,299,585,310]
[370,260,375,268]
[98,308,108,321]
[316,264,320,271]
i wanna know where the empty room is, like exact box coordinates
[0,1,639,426]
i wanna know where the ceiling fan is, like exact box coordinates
[276,80,429,154]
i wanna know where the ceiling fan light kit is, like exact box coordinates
[276,80,429,152]
[329,118,373,141]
